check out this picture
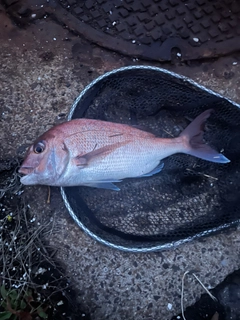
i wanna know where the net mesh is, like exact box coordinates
[62,67,240,251]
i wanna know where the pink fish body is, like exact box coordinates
[19,109,229,191]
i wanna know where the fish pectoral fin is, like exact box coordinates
[74,142,129,167]
[73,157,88,167]
[138,162,164,177]
[86,180,121,191]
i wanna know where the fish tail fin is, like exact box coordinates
[180,109,230,163]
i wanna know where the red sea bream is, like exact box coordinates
[19,109,230,191]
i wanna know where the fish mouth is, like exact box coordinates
[19,171,38,185]
[19,167,37,185]
[18,166,34,175]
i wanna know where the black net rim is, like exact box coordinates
[61,65,240,252]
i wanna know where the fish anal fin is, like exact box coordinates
[139,162,164,177]
[86,181,120,191]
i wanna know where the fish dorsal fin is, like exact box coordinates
[74,141,129,167]
[131,124,156,136]
[64,125,155,141]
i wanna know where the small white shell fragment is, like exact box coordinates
[167,303,173,310]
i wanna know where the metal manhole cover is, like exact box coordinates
[61,66,240,252]
[53,0,240,61]
[3,0,240,61]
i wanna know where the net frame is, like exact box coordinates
[61,65,240,252]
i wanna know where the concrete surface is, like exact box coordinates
[1,6,240,320]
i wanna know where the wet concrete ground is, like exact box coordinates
[1,4,240,320]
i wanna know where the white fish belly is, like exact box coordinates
[69,140,179,184]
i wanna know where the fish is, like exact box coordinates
[19,109,230,191]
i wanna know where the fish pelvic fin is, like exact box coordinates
[180,109,230,164]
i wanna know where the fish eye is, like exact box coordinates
[34,141,45,154]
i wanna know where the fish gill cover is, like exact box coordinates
[61,66,240,252]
